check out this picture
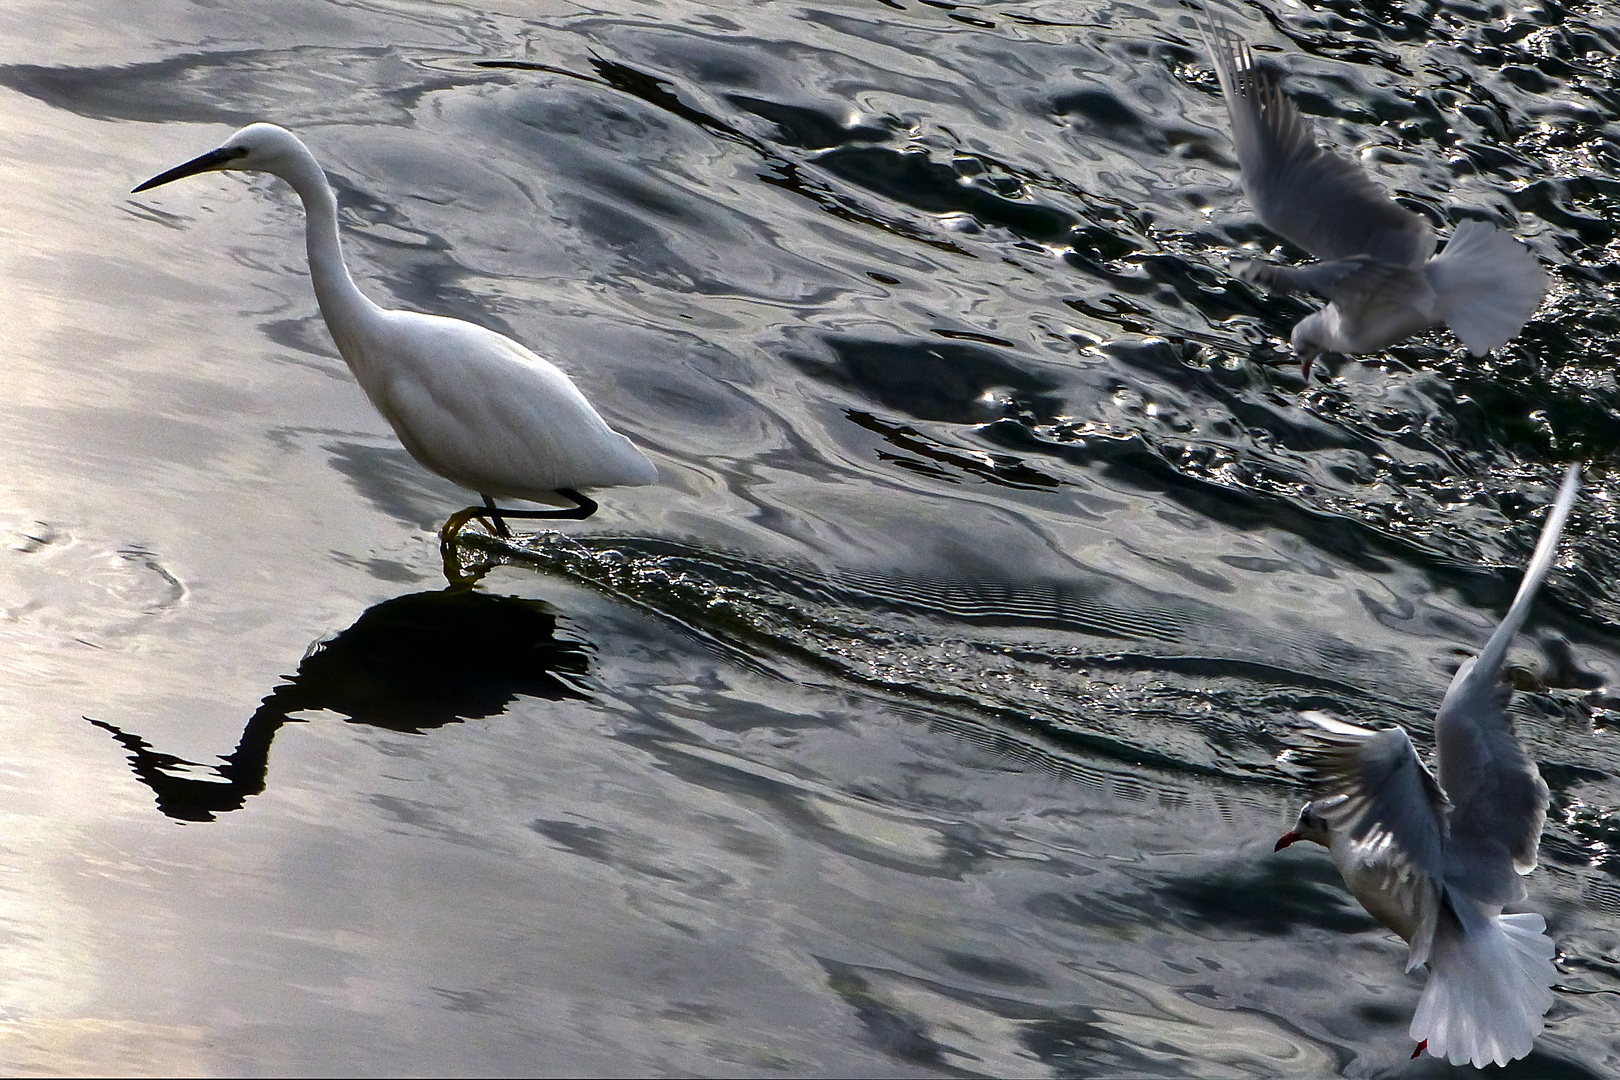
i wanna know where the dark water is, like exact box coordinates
[1,0,1618,1074]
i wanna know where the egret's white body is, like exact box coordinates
[134,123,656,529]
[1197,16,1546,373]
[1276,464,1577,1067]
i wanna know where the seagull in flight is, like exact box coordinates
[1196,13,1547,375]
[1275,462,1576,1066]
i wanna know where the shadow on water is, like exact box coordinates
[786,335,1067,425]
[87,588,590,822]
[1153,854,1380,937]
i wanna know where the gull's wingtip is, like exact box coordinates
[1467,461,1582,687]
[1556,460,1581,508]
[1298,710,1377,737]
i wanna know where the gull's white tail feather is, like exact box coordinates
[1426,219,1548,356]
[1412,903,1556,1067]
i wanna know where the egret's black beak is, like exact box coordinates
[132,145,248,193]
[1274,831,1301,852]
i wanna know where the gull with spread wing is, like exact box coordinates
[1196,14,1547,375]
[1276,462,1576,1067]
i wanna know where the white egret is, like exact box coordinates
[1275,463,1577,1067]
[133,123,658,538]
[1196,15,1547,376]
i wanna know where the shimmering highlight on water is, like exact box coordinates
[0,0,1617,1075]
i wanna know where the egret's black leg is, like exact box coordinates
[444,490,598,546]
[442,490,598,548]
[482,488,598,525]
[552,489,599,520]
[481,494,513,538]
[454,489,599,539]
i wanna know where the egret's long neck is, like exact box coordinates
[274,146,384,365]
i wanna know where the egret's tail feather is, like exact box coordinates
[1412,904,1556,1067]
[1427,219,1547,356]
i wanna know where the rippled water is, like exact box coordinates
[3,0,1620,1074]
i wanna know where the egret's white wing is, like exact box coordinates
[1296,714,1450,880]
[369,312,657,497]
[1435,464,1576,903]
[1197,13,1435,267]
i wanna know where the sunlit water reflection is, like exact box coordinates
[1,0,1619,1074]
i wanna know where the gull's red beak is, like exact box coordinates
[1275,831,1301,852]
[1298,346,1325,381]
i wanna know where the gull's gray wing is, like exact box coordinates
[1235,255,1437,314]
[1435,464,1576,904]
[1233,256,1367,297]
[1197,13,1436,267]
[1296,713,1450,881]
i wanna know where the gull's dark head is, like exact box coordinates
[1275,799,1335,851]
[133,123,304,193]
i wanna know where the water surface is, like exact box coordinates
[1,0,1619,1074]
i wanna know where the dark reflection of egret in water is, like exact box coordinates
[88,589,590,822]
